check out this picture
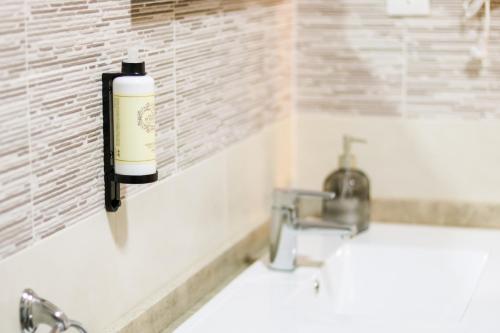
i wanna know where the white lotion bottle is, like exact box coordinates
[112,48,157,177]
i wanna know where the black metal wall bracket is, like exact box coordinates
[102,73,158,212]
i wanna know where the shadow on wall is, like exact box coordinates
[107,206,129,249]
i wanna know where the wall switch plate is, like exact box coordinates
[386,0,430,16]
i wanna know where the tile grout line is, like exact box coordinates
[291,0,299,186]
[217,3,231,246]
[292,0,298,115]
[173,4,179,175]
[23,0,37,244]
[401,25,408,118]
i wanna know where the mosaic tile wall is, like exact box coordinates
[0,0,292,259]
[297,0,500,117]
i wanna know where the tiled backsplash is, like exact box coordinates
[297,0,500,117]
[0,0,292,260]
[3,0,496,261]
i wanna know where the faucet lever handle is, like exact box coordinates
[273,189,335,209]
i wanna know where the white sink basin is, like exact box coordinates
[175,223,500,333]
[293,243,487,322]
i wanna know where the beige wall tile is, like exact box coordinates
[25,0,176,239]
[0,1,33,257]
[0,0,291,259]
[296,0,500,118]
[297,0,403,115]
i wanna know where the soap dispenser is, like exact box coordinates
[113,47,156,177]
[101,48,157,212]
[322,135,370,232]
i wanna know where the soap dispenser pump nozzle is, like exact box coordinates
[122,47,146,75]
[125,47,141,63]
[339,135,366,169]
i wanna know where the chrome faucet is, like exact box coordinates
[269,189,359,271]
[20,289,88,333]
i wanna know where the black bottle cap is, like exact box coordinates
[121,61,146,75]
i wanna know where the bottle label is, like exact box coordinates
[113,93,156,165]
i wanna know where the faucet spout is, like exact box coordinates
[296,217,358,233]
[269,189,359,271]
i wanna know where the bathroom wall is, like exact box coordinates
[296,0,500,117]
[0,1,292,331]
[0,0,292,260]
[293,114,500,203]
[294,0,500,203]
[0,119,291,333]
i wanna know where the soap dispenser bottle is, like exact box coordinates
[112,47,156,177]
[323,135,370,232]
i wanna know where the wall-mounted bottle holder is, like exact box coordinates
[102,72,158,212]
